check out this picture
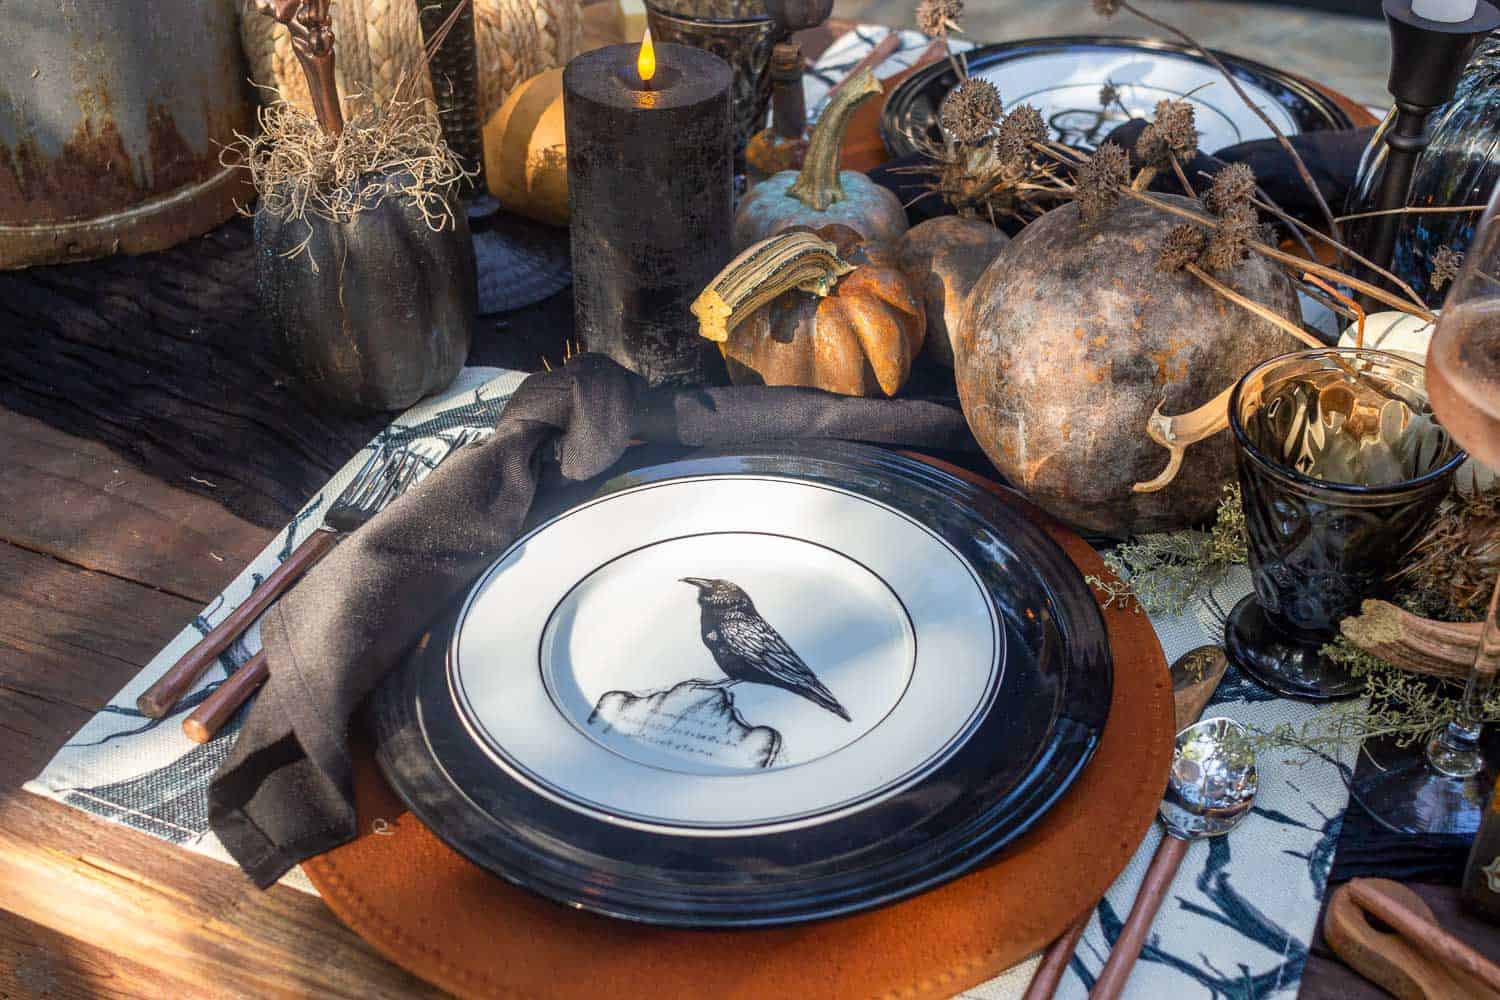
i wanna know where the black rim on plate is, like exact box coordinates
[368,442,1112,928]
[880,35,1355,159]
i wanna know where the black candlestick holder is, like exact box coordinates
[1364,0,1500,285]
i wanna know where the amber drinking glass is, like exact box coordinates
[1225,348,1465,702]
[1354,183,1500,835]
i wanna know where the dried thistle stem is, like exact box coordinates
[1231,183,1430,311]
[1184,263,1323,349]
[1031,134,1437,318]
[1113,0,1340,245]
[1336,204,1489,223]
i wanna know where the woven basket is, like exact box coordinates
[238,0,582,123]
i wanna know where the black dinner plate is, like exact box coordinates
[881,35,1355,159]
[367,442,1111,928]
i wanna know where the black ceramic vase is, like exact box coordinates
[255,174,476,413]
[1225,349,1465,701]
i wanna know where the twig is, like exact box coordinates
[1336,204,1488,223]
[1205,172,1430,311]
[1185,263,1323,349]
[1303,272,1363,346]
[1115,0,1341,244]
[1168,153,1196,199]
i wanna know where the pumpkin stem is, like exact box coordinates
[691,231,854,344]
[785,68,881,211]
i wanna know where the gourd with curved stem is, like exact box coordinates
[732,68,908,249]
[695,225,925,397]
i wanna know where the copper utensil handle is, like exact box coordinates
[137,528,338,718]
[1089,834,1190,1000]
[1348,878,1500,993]
[183,650,269,744]
[826,31,902,99]
[1023,909,1092,1000]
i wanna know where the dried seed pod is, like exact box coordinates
[1205,162,1257,217]
[1203,205,1258,272]
[1076,142,1129,224]
[1137,99,1198,166]
[1092,0,1122,16]
[994,104,1046,165]
[1157,224,1207,273]
[1431,245,1465,292]
[940,79,1003,144]
[916,0,964,36]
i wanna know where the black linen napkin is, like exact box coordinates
[208,355,975,887]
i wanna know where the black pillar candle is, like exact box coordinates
[565,40,734,386]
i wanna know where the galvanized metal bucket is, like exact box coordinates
[0,0,254,269]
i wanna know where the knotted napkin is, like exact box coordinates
[208,355,974,886]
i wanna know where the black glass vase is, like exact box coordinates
[1225,349,1465,701]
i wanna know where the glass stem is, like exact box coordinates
[1429,572,1500,776]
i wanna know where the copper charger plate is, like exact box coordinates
[303,454,1174,999]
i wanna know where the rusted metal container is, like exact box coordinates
[0,0,254,269]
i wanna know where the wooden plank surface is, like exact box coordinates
[0,403,443,995]
[0,908,210,1000]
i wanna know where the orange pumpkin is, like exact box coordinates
[692,224,924,398]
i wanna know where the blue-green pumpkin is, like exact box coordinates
[733,67,908,251]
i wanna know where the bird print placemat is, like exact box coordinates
[29,359,1358,997]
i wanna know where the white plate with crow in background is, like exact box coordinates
[370,442,1111,927]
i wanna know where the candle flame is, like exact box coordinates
[638,28,656,85]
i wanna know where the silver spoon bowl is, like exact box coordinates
[1161,716,1259,839]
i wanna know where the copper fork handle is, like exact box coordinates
[183,650,269,744]
[1089,834,1190,1000]
[1023,909,1092,1000]
[137,528,338,718]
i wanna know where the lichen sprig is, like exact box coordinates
[1088,480,1500,757]
[1086,484,1247,613]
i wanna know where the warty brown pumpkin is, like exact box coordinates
[692,224,925,397]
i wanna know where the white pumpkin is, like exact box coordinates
[1337,310,1437,361]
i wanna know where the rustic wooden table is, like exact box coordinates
[0,9,1492,1000]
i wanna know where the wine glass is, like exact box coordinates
[1352,182,1500,834]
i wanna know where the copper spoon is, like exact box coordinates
[1023,645,1229,1000]
[1090,715,1258,1000]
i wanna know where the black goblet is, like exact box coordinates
[1225,348,1465,701]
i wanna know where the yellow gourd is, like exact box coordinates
[482,69,569,226]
